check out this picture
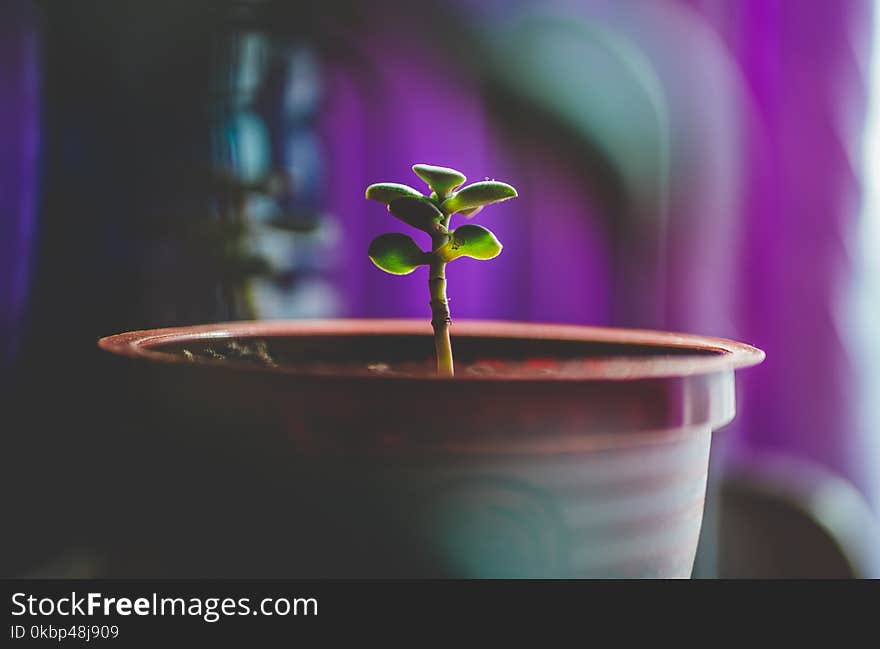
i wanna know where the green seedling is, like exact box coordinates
[366,164,518,376]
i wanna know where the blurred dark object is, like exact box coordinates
[718,455,880,578]
[3,0,343,577]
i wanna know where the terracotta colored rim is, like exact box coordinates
[97,319,764,382]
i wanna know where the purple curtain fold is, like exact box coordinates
[690,0,877,509]
[1,0,875,509]
[0,0,40,370]
[318,0,878,510]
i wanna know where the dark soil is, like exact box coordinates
[169,334,720,379]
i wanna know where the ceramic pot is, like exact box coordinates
[98,320,763,578]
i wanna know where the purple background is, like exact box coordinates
[316,0,879,511]
[1,0,878,567]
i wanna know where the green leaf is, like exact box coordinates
[412,164,467,196]
[441,181,517,215]
[460,206,483,218]
[388,197,444,232]
[365,182,424,205]
[368,233,427,275]
[437,224,503,262]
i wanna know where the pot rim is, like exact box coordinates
[97,319,764,382]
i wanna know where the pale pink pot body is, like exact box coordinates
[98,320,761,578]
[408,427,710,578]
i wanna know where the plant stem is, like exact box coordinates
[429,210,454,376]
[429,256,453,376]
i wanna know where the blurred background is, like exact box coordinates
[2,0,880,578]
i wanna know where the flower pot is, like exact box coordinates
[97,319,763,578]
